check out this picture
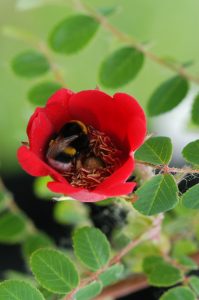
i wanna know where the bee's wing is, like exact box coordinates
[47,135,78,158]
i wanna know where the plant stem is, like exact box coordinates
[64,214,163,300]
[76,1,199,85]
[135,160,199,174]
[2,26,65,86]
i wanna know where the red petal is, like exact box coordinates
[27,110,54,158]
[17,146,65,182]
[97,182,136,197]
[27,107,43,137]
[95,155,135,191]
[128,117,146,152]
[113,93,147,150]
[68,90,146,149]
[45,88,74,132]
[68,90,124,144]
[47,181,136,202]
[46,155,135,202]
[47,181,86,197]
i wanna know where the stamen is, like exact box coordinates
[63,125,122,190]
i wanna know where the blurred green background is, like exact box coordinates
[1,0,199,174]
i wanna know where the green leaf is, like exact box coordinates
[33,176,55,200]
[192,94,199,125]
[4,271,35,286]
[39,287,57,300]
[147,76,189,116]
[54,200,89,226]
[182,140,199,165]
[175,255,197,271]
[182,184,199,209]
[135,136,173,165]
[133,174,179,215]
[49,15,99,54]
[22,232,54,259]
[75,281,102,300]
[99,47,144,88]
[99,264,124,287]
[31,248,79,294]
[73,227,111,271]
[0,212,27,243]
[160,286,196,300]
[0,191,8,212]
[143,256,183,287]
[0,280,45,300]
[172,239,198,256]
[143,256,165,275]
[12,50,50,78]
[189,276,199,296]
[28,81,62,105]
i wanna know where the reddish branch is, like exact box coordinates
[135,160,199,174]
[64,215,163,300]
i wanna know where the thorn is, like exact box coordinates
[95,85,100,90]
[21,141,29,146]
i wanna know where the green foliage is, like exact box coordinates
[0,280,45,300]
[33,176,55,200]
[73,227,111,271]
[135,136,173,165]
[4,270,35,285]
[0,212,27,244]
[30,248,79,294]
[22,232,54,259]
[12,50,50,78]
[75,281,102,300]
[192,94,199,125]
[54,200,90,226]
[182,184,199,209]
[99,264,124,287]
[133,174,179,215]
[0,191,8,213]
[172,239,198,256]
[147,76,189,116]
[189,276,199,296]
[28,81,62,105]
[99,47,144,88]
[3,3,199,300]
[160,286,196,300]
[143,255,164,274]
[143,256,182,287]
[49,15,99,54]
[175,255,198,271]
[182,140,199,165]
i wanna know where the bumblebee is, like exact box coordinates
[46,120,89,172]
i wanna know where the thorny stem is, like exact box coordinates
[38,42,66,86]
[64,214,163,300]
[76,0,199,85]
[135,160,199,174]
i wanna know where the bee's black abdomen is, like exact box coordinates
[71,134,89,152]
[59,122,83,138]
[54,152,72,163]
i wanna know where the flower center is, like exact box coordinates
[46,121,121,190]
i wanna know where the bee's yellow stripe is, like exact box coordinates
[64,146,76,156]
[69,120,88,134]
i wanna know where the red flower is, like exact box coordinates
[17,89,146,202]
